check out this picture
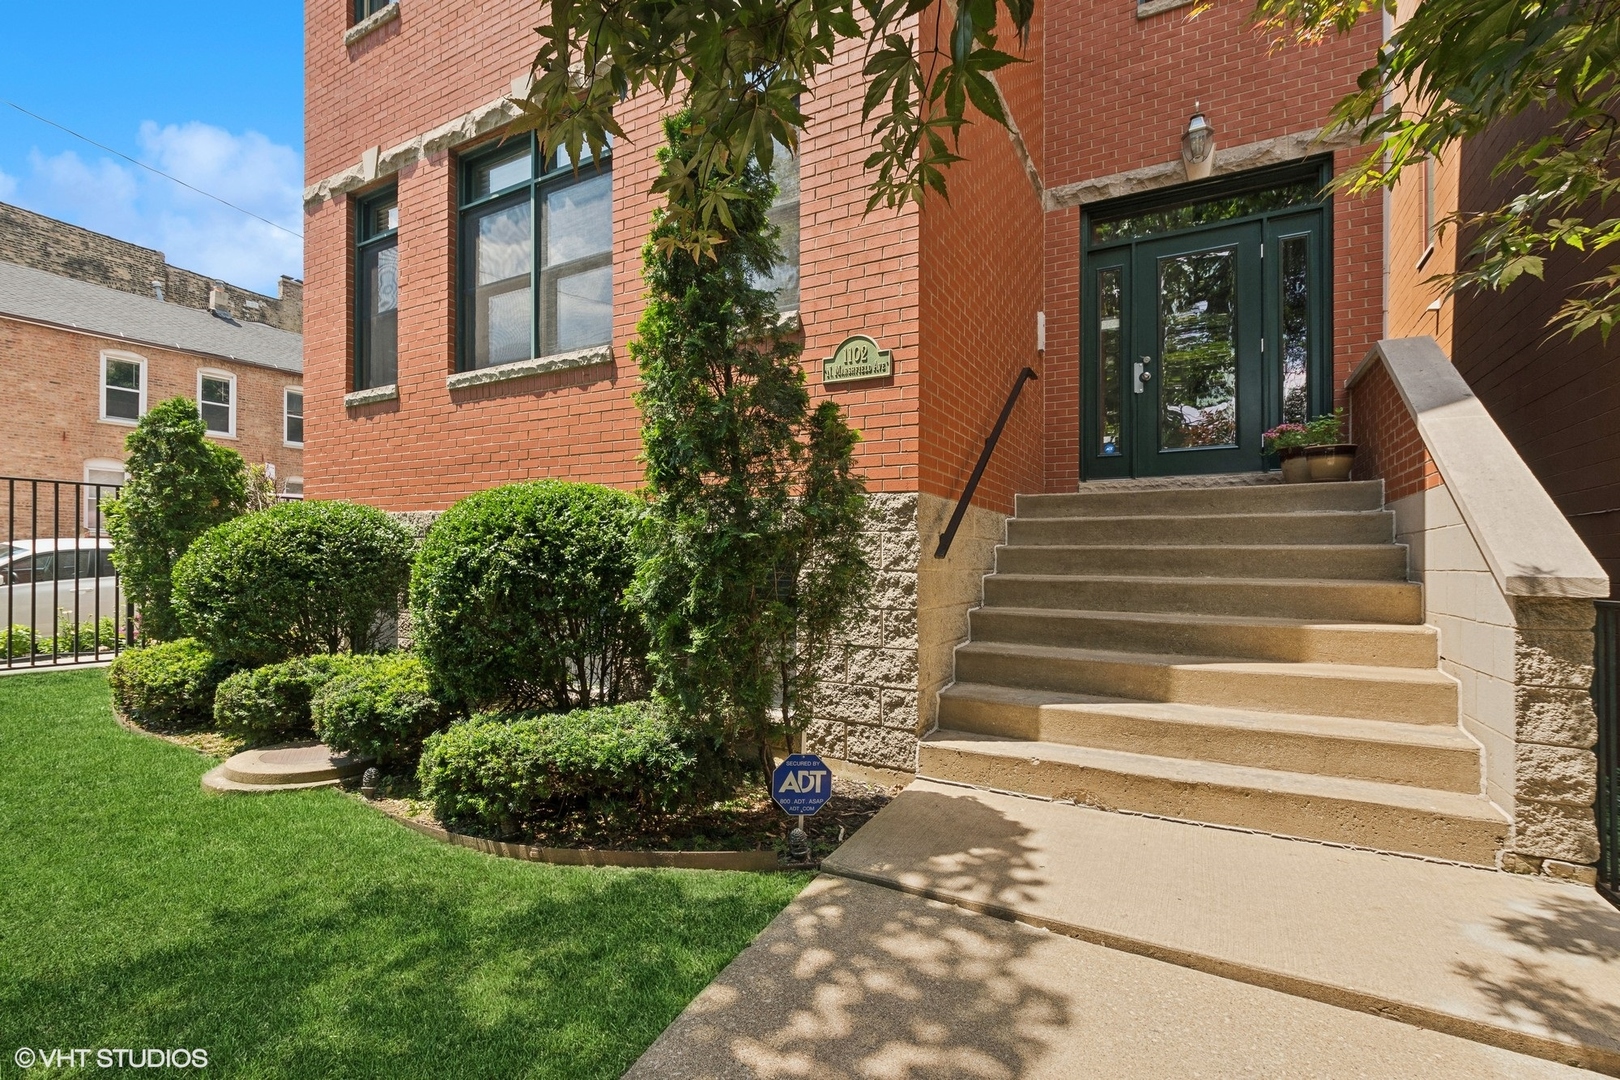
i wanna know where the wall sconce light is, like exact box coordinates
[1182,106,1216,181]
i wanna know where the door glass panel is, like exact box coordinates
[1280,234,1310,425]
[1158,249,1238,449]
[1097,268,1123,456]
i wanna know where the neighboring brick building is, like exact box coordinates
[0,203,305,506]
[302,0,1386,774]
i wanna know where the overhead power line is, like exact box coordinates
[2,99,304,240]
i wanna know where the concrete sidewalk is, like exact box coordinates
[627,874,1597,1078]
[818,780,1620,1073]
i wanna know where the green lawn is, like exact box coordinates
[0,670,807,1078]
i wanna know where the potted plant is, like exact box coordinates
[1262,423,1313,483]
[1302,408,1357,482]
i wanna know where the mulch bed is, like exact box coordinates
[356,773,899,865]
[116,712,900,867]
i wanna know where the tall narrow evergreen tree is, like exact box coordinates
[631,113,872,786]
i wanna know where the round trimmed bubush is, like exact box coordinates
[172,500,414,667]
[312,653,445,764]
[107,638,235,731]
[409,480,648,711]
[213,654,369,739]
[417,702,744,836]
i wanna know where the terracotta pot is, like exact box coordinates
[1278,449,1313,484]
[1305,443,1357,482]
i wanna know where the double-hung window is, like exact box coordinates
[100,352,145,423]
[459,134,612,369]
[198,371,236,437]
[356,187,399,390]
[284,388,305,446]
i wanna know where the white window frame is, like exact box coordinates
[83,459,127,535]
[283,476,305,500]
[283,386,305,448]
[99,350,147,425]
[196,369,238,439]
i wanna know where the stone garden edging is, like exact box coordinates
[389,813,785,872]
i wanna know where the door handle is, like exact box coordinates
[1133,356,1153,394]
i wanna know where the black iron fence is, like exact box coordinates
[1597,599,1619,904]
[2,476,131,670]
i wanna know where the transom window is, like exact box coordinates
[458,134,612,370]
[198,371,236,437]
[284,388,305,446]
[355,186,399,391]
[100,352,145,423]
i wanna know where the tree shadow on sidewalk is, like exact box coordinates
[626,788,1071,1079]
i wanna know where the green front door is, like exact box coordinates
[1082,164,1331,478]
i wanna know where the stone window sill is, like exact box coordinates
[447,344,614,391]
[1137,0,1193,17]
[344,2,399,47]
[345,384,398,407]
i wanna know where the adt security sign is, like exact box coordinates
[771,753,834,817]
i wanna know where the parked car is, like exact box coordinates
[0,539,123,639]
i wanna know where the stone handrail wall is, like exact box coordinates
[1347,337,1610,880]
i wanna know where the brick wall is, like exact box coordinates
[916,6,1044,516]
[0,315,304,497]
[0,201,302,332]
[1347,354,1441,502]
[304,4,921,507]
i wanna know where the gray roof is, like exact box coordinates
[0,259,301,373]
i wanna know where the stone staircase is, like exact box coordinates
[922,478,1511,866]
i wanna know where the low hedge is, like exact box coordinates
[172,500,414,667]
[417,702,744,835]
[107,638,235,731]
[312,653,445,765]
[213,654,370,740]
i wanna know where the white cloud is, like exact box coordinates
[7,121,302,295]
[0,169,16,201]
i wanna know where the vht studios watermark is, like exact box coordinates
[13,1047,208,1070]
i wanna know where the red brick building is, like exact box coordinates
[302,0,1388,772]
[0,203,306,504]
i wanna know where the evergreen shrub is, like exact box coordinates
[172,500,413,667]
[417,701,743,836]
[213,654,369,739]
[107,638,234,731]
[104,398,246,642]
[409,480,647,712]
[312,653,445,764]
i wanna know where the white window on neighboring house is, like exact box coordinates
[100,352,146,423]
[197,371,236,437]
[283,477,305,499]
[83,460,126,534]
[284,388,304,447]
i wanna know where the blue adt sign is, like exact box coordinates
[771,753,834,816]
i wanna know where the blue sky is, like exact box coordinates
[0,2,305,294]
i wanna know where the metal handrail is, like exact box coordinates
[934,367,1039,559]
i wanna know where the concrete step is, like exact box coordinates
[951,641,1459,724]
[1017,480,1385,518]
[936,682,1482,791]
[967,607,1440,668]
[995,542,1409,581]
[917,732,1508,865]
[983,573,1424,624]
[1007,510,1396,548]
[217,744,369,787]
